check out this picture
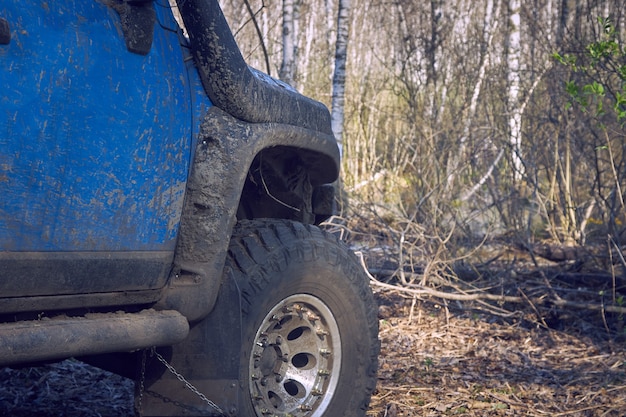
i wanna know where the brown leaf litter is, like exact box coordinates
[368,288,626,417]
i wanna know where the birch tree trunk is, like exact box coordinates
[331,0,351,156]
[279,0,296,86]
[507,0,524,180]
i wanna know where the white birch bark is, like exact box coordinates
[293,0,301,88]
[507,0,524,180]
[330,0,351,156]
[279,0,296,86]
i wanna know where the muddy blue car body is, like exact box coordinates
[0,2,378,416]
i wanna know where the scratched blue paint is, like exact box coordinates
[0,1,211,251]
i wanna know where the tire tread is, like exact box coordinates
[227,219,379,416]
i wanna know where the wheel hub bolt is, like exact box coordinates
[316,328,329,338]
[319,348,331,357]
[307,313,319,322]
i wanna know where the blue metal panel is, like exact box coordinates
[0,1,205,252]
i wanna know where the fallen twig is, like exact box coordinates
[356,252,626,315]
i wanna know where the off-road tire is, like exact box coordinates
[226,219,379,417]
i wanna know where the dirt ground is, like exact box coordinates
[1,283,625,417]
[369,289,626,416]
[1,245,625,416]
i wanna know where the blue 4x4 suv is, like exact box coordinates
[0,1,379,416]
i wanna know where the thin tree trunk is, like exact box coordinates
[447,0,500,190]
[242,0,271,75]
[556,0,569,48]
[293,0,300,87]
[507,0,524,180]
[279,0,296,86]
[300,15,311,85]
[331,0,351,156]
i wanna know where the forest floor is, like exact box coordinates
[1,214,626,417]
[368,286,626,416]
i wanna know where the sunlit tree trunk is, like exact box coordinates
[426,0,443,122]
[293,0,301,88]
[507,0,523,180]
[279,0,296,86]
[331,0,351,156]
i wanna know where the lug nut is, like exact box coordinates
[316,328,329,338]
[307,313,320,322]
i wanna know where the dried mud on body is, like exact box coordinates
[368,288,626,417]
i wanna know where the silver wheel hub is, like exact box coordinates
[248,294,341,417]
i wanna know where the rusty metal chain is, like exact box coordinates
[137,347,226,416]
[152,348,226,416]
[137,349,147,415]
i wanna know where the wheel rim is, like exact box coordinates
[248,294,341,417]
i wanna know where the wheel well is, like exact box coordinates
[237,147,316,224]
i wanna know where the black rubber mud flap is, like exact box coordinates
[0,18,10,44]
[106,0,156,55]
[138,270,242,416]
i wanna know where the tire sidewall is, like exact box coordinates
[233,232,376,416]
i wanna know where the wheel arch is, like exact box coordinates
[157,107,340,321]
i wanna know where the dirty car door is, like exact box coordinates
[0,1,194,305]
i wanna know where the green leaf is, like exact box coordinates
[565,81,579,98]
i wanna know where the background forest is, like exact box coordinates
[220,0,626,306]
[219,2,626,413]
[2,2,626,416]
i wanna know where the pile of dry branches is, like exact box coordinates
[323,201,626,416]
[323,200,626,339]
